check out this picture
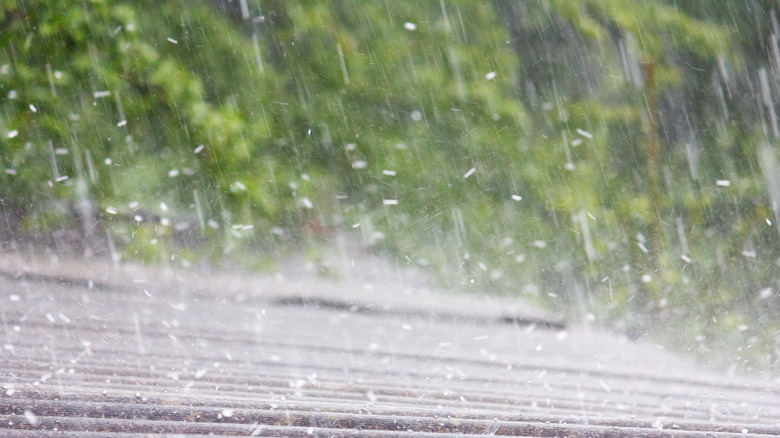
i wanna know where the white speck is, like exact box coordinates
[168,169,179,177]
[637,242,649,253]
[767,218,773,226]
[571,138,583,147]
[117,120,127,127]
[485,71,496,80]
[8,90,17,99]
[29,104,37,113]
[742,429,749,434]
[194,144,205,154]
[383,199,399,206]
[9,295,20,302]
[742,250,757,258]
[45,313,56,323]
[533,240,547,249]
[514,254,526,263]
[221,409,233,418]
[463,167,476,179]
[395,143,408,149]
[104,158,113,165]
[231,224,254,230]
[93,91,111,98]
[24,410,38,426]
[535,344,542,351]
[55,148,68,155]
[738,324,749,331]
[555,331,568,340]
[411,110,422,121]
[301,173,310,181]
[404,21,417,31]
[5,169,16,175]
[511,194,523,201]
[760,288,773,299]
[105,207,118,215]
[366,391,378,402]
[54,70,63,78]
[652,418,664,430]
[716,179,731,187]
[382,170,396,176]
[402,323,413,331]
[0,64,7,74]
[301,197,313,209]
[160,218,170,226]
[159,202,168,212]
[7,130,18,138]
[576,128,593,139]
[587,211,596,221]
[167,37,178,44]
[345,143,357,151]
[641,274,653,283]
[565,162,575,170]
[352,223,360,228]
[352,160,367,169]
[307,427,314,435]
[680,254,692,263]
[234,181,247,191]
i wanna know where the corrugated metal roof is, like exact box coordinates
[2,255,780,437]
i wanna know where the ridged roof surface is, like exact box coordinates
[2,255,779,437]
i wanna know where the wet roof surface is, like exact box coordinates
[2,255,780,437]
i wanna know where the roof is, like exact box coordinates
[2,254,780,437]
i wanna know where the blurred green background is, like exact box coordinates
[3,0,780,373]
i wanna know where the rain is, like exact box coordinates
[3,0,780,436]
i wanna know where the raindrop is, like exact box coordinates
[575,128,593,139]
